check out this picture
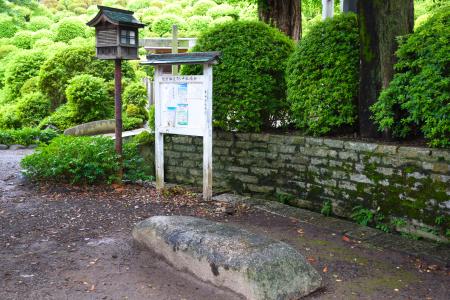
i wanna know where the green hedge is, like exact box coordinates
[183,21,294,132]
[286,13,359,135]
[371,7,449,148]
[0,128,59,146]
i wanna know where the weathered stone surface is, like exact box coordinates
[64,119,115,136]
[9,144,26,150]
[0,144,8,150]
[133,216,322,300]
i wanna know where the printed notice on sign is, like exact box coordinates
[158,75,206,132]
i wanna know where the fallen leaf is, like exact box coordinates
[342,236,351,242]
[322,266,328,273]
[307,256,316,263]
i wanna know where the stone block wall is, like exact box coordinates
[145,131,449,236]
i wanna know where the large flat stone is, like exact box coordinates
[133,216,322,300]
[64,119,115,136]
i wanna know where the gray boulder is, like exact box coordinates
[9,144,26,150]
[0,144,8,150]
[64,119,115,136]
[133,216,322,300]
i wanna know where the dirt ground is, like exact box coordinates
[1,149,449,300]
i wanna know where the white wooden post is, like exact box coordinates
[203,64,213,201]
[322,0,334,20]
[154,66,164,190]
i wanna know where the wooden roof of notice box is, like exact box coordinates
[87,6,145,28]
[141,52,221,66]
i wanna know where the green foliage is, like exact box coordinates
[151,14,186,36]
[131,130,154,145]
[123,81,147,108]
[127,0,152,11]
[148,104,155,130]
[21,135,120,184]
[123,137,154,181]
[371,7,450,148]
[123,115,144,131]
[183,21,294,132]
[28,15,52,30]
[3,49,47,102]
[11,30,34,49]
[320,200,332,216]
[0,127,59,145]
[65,74,113,123]
[0,44,17,60]
[206,4,238,19]
[192,0,217,15]
[275,193,294,205]
[38,104,79,130]
[0,14,18,38]
[351,205,374,226]
[126,104,147,120]
[39,43,135,108]
[0,103,21,129]
[286,13,359,135]
[15,92,51,127]
[162,3,182,15]
[54,18,87,43]
[187,15,212,34]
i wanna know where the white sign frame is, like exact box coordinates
[154,64,213,200]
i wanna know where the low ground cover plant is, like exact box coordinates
[21,135,153,184]
[0,127,59,146]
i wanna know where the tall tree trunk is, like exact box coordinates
[258,0,302,41]
[357,0,414,138]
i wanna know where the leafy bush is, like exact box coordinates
[206,4,238,19]
[127,0,152,11]
[21,135,152,184]
[0,44,17,61]
[371,7,450,148]
[28,16,52,30]
[286,13,359,135]
[3,49,48,102]
[65,74,113,123]
[0,14,18,38]
[0,127,59,146]
[148,104,155,130]
[183,21,294,132]
[123,137,154,181]
[123,81,147,107]
[0,104,21,129]
[15,92,51,127]
[187,16,212,34]
[54,18,87,43]
[21,136,119,184]
[123,115,144,131]
[162,3,182,15]
[192,0,217,15]
[126,104,147,120]
[11,30,35,49]
[39,43,135,108]
[151,14,186,36]
[38,104,79,130]
[20,76,39,95]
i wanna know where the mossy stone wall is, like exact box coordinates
[146,131,449,235]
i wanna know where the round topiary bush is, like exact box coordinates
[123,82,147,108]
[151,14,186,36]
[286,13,359,135]
[0,14,18,38]
[206,4,238,19]
[15,92,51,127]
[182,21,294,132]
[28,16,52,31]
[3,49,48,102]
[54,18,87,43]
[65,74,113,123]
[11,31,35,49]
[192,0,217,16]
[187,16,212,34]
[371,7,450,148]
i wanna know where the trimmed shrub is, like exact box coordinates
[151,14,186,36]
[162,3,183,15]
[371,7,450,148]
[0,104,21,129]
[123,82,147,108]
[0,44,18,60]
[187,16,212,34]
[28,16,52,31]
[39,43,135,108]
[0,14,18,38]
[65,74,113,123]
[127,0,152,11]
[0,127,59,146]
[182,21,294,132]
[38,104,79,130]
[148,104,155,130]
[123,115,144,130]
[192,0,217,16]
[20,76,39,95]
[286,13,359,135]
[3,49,48,102]
[210,16,233,26]
[15,92,51,127]
[11,30,35,49]
[206,4,238,19]
[54,18,87,43]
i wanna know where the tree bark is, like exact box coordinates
[357,0,414,138]
[258,0,302,41]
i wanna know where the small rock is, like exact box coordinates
[9,144,26,150]
[27,144,38,149]
[0,144,8,150]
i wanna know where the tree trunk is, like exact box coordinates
[357,0,414,138]
[258,0,302,41]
